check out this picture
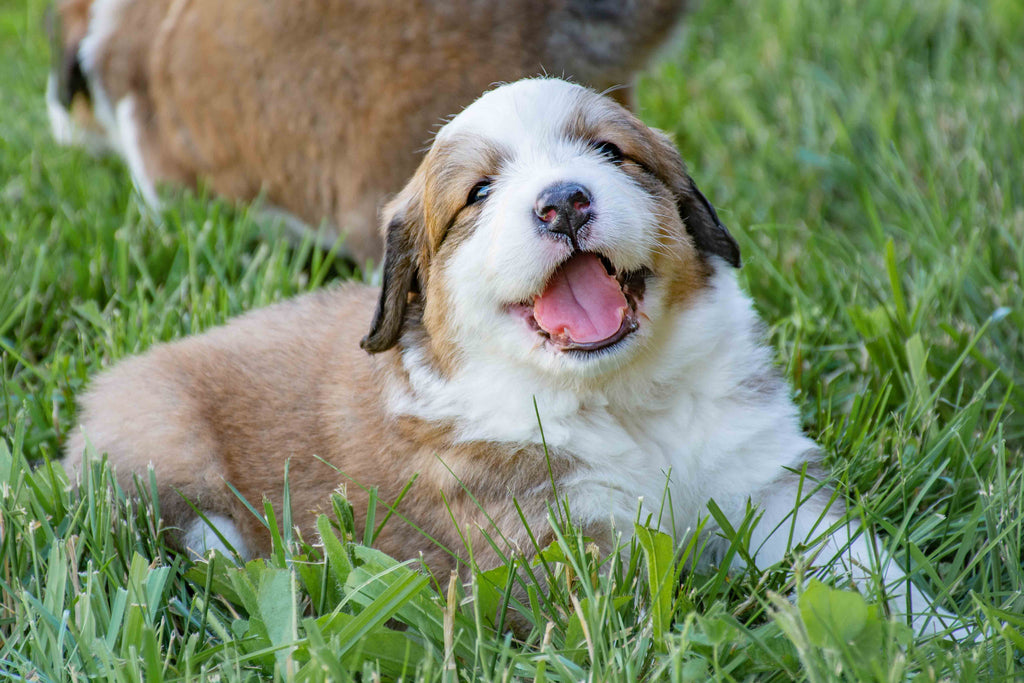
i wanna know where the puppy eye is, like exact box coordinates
[594,141,623,164]
[466,179,493,206]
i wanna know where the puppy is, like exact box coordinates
[67,78,963,637]
[47,0,689,263]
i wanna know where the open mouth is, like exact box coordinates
[510,252,650,353]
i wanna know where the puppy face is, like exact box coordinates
[363,79,739,381]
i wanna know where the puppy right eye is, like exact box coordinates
[594,140,624,164]
[466,179,492,206]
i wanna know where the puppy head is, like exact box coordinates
[362,78,739,379]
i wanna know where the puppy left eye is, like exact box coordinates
[466,179,492,206]
[594,141,624,164]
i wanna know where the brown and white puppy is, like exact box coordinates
[47,0,689,263]
[66,78,964,637]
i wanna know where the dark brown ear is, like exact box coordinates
[648,130,741,268]
[676,175,741,268]
[360,207,419,353]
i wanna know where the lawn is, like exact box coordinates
[2,0,1023,680]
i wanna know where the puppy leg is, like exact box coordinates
[182,514,251,561]
[720,466,966,638]
[64,353,251,560]
[741,468,969,639]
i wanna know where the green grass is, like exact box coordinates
[2,0,1023,679]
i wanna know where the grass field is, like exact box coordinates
[2,0,1023,679]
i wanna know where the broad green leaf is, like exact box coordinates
[305,612,427,676]
[799,579,868,647]
[256,567,298,672]
[473,562,512,625]
[317,513,353,587]
[634,524,678,647]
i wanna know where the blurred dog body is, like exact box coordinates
[47,0,688,263]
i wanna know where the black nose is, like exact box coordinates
[534,183,593,245]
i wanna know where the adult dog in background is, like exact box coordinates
[46,0,689,264]
[66,78,965,637]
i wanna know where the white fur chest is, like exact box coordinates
[387,269,817,545]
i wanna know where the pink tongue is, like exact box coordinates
[534,254,628,344]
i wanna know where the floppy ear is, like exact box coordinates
[360,204,420,353]
[675,173,741,268]
[649,130,741,268]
